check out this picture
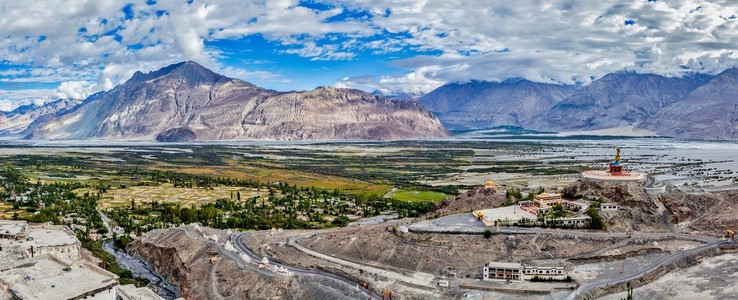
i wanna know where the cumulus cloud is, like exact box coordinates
[337,0,738,92]
[0,89,57,111]
[336,66,446,94]
[220,66,280,81]
[55,81,96,100]
[2,0,738,100]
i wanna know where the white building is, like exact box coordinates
[0,256,119,300]
[483,262,568,281]
[116,284,164,300]
[522,265,567,280]
[1,222,81,265]
[556,216,591,227]
[483,262,523,281]
[600,203,619,211]
[0,220,29,240]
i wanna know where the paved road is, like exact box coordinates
[97,209,114,239]
[286,234,436,288]
[234,233,380,300]
[645,176,657,189]
[564,239,728,300]
[411,213,717,243]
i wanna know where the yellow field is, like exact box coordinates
[95,183,270,209]
[176,164,391,198]
[0,202,29,219]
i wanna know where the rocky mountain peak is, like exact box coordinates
[127,61,230,86]
[418,79,576,130]
[24,61,447,141]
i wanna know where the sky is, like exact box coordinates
[1,0,737,111]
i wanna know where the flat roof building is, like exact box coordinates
[116,284,164,300]
[0,256,118,300]
[483,262,568,282]
[0,221,29,240]
[600,203,619,211]
[0,223,81,265]
[483,262,523,281]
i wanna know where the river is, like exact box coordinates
[102,240,180,299]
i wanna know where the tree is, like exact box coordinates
[483,229,492,239]
[621,282,633,300]
[587,207,605,230]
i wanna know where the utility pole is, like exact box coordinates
[28,246,35,258]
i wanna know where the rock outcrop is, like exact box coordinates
[128,226,359,300]
[26,61,448,141]
[155,127,197,142]
[433,186,506,216]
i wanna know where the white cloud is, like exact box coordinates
[220,66,280,81]
[2,0,738,98]
[336,66,445,94]
[0,89,57,111]
[334,0,738,93]
[55,81,95,100]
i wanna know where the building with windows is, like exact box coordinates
[483,262,523,281]
[483,262,568,281]
[533,192,563,208]
[600,203,619,211]
[522,265,567,280]
[116,284,164,300]
[0,220,28,240]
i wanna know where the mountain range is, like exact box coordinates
[417,79,576,130]
[0,98,82,136]
[3,61,738,141]
[21,62,448,141]
[419,70,738,140]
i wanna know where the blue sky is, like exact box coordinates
[1,0,737,110]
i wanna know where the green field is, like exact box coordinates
[389,190,450,202]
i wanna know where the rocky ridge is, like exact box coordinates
[0,98,82,135]
[418,79,576,130]
[25,61,448,141]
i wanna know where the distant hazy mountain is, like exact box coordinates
[529,72,711,131]
[0,98,82,136]
[417,79,576,130]
[26,61,448,141]
[641,68,738,139]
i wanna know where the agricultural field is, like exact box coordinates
[95,184,270,209]
[388,189,450,202]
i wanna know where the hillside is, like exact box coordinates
[0,98,82,136]
[641,68,738,139]
[26,61,448,141]
[528,73,711,132]
[417,79,576,130]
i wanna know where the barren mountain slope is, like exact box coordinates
[27,61,448,141]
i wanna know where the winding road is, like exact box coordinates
[233,232,380,300]
[564,239,728,300]
[410,212,727,299]
[285,234,436,288]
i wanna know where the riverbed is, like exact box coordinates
[103,241,179,299]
